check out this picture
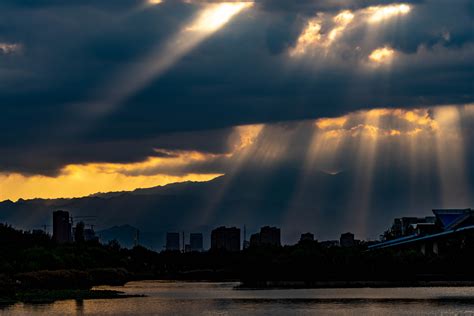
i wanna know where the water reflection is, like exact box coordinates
[4,282,474,315]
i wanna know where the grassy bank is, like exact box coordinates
[0,289,142,305]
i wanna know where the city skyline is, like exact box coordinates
[0,0,473,248]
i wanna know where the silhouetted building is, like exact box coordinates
[250,226,281,247]
[211,226,240,252]
[389,216,436,239]
[190,233,203,252]
[73,221,85,242]
[52,210,72,243]
[300,232,315,242]
[340,232,355,247]
[166,232,180,251]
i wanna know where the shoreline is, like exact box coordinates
[0,289,144,305]
[125,277,474,289]
[238,280,474,289]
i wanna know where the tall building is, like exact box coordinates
[211,226,240,252]
[250,226,281,247]
[166,232,180,251]
[190,233,203,252]
[52,210,72,243]
[73,221,85,242]
[340,232,355,247]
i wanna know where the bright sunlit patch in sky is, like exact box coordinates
[327,10,354,44]
[0,42,21,55]
[290,10,354,56]
[289,3,411,58]
[186,2,254,32]
[369,46,395,64]
[366,4,411,23]
[290,19,322,56]
[147,0,163,5]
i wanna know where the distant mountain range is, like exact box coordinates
[0,167,441,247]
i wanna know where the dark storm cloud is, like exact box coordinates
[0,0,473,175]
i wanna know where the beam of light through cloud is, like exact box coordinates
[2,103,473,222]
[433,106,470,207]
[86,1,254,116]
[198,124,264,226]
[283,121,345,235]
[345,109,383,236]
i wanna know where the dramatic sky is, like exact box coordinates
[0,0,473,237]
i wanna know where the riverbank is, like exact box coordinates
[0,289,143,305]
[0,269,143,305]
[239,280,474,289]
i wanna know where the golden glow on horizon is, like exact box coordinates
[0,171,222,202]
[0,150,225,201]
[0,123,263,202]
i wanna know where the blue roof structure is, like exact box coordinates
[432,209,473,230]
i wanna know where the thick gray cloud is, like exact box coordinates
[0,0,472,175]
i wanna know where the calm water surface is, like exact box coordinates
[3,281,474,315]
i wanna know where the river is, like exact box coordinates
[3,281,474,315]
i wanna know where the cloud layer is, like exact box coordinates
[0,0,473,177]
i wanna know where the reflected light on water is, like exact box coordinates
[5,281,474,315]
